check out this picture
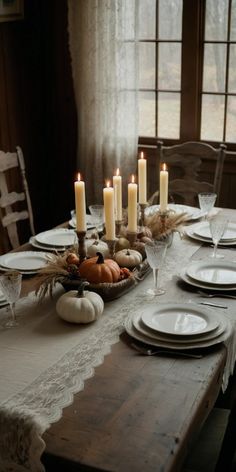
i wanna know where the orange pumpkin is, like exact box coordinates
[79,252,120,284]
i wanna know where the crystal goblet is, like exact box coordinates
[198,192,217,219]
[89,205,104,238]
[145,240,167,296]
[0,271,22,328]
[209,215,228,259]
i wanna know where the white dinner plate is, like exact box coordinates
[145,204,204,221]
[0,251,48,272]
[35,229,77,247]
[187,260,236,286]
[69,219,96,230]
[141,303,219,336]
[125,313,231,351]
[179,267,236,291]
[193,222,236,242]
[29,236,66,252]
[133,311,225,343]
[185,227,236,247]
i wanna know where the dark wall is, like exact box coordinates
[0,0,77,236]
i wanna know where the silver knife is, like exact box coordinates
[199,301,228,309]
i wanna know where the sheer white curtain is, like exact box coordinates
[68,0,139,206]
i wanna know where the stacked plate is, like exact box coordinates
[145,204,204,221]
[186,221,236,246]
[69,212,96,230]
[180,260,236,292]
[30,228,77,252]
[125,302,231,350]
[0,251,49,275]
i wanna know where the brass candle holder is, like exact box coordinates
[139,203,148,228]
[126,230,137,248]
[75,230,87,261]
[115,220,123,238]
[104,238,117,259]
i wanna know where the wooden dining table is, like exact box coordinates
[1,208,236,472]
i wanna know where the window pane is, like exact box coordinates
[203,44,226,93]
[226,96,236,142]
[158,92,180,138]
[139,0,156,39]
[230,0,236,40]
[159,0,183,40]
[228,44,236,92]
[205,0,228,41]
[139,43,155,89]
[158,42,181,90]
[201,94,225,141]
[139,91,156,136]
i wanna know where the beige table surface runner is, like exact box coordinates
[0,231,236,472]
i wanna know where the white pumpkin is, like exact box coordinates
[114,249,142,268]
[56,283,104,324]
[87,240,110,258]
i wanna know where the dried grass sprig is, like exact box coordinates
[145,211,188,239]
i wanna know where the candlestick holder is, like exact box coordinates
[126,230,137,248]
[75,231,87,261]
[115,220,123,238]
[104,238,117,259]
[138,203,148,228]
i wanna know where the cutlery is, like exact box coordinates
[197,290,236,300]
[131,343,203,359]
[198,301,228,309]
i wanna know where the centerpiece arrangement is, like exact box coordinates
[36,155,187,302]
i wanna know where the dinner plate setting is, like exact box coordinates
[145,204,204,221]
[0,251,49,275]
[185,221,236,246]
[125,303,231,351]
[179,260,236,292]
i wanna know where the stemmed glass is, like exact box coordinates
[89,205,104,238]
[145,240,167,296]
[198,192,217,219]
[209,215,228,259]
[0,271,22,328]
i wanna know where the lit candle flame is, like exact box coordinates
[77,172,81,181]
[116,168,120,176]
[131,174,135,184]
[161,163,167,172]
[106,180,110,188]
[140,151,144,159]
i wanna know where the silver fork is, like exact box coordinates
[197,290,236,300]
[131,343,203,359]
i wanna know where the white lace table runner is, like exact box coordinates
[0,233,235,472]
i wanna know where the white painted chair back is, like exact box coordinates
[0,146,35,250]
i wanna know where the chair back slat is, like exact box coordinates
[0,147,35,251]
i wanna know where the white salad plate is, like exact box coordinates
[193,222,236,241]
[145,204,204,221]
[141,303,219,336]
[179,267,236,291]
[187,261,236,286]
[35,229,77,247]
[0,251,48,273]
[133,311,225,344]
[185,226,236,247]
[125,312,231,351]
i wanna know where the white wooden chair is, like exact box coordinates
[149,141,227,207]
[0,146,35,251]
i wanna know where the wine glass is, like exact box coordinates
[209,215,228,259]
[145,240,167,296]
[89,205,104,238]
[0,271,22,328]
[198,192,217,219]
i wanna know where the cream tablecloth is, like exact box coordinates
[0,232,235,472]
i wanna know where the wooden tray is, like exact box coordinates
[61,260,151,302]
